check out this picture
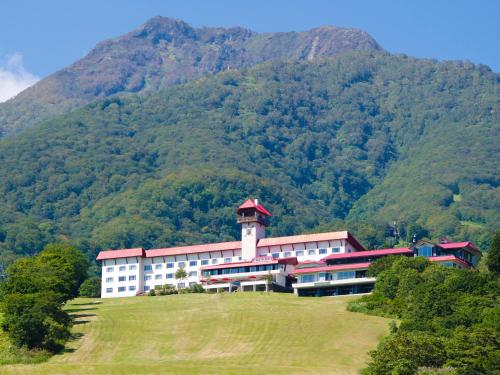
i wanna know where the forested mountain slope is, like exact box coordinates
[0,52,497,264]
[0,16,381,137]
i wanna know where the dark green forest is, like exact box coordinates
[0,52,498,266]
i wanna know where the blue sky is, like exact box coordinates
[0,0,498,101]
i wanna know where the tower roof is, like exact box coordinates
[237,199,272,217]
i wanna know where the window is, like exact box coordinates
[338,271,355,280]
[211,259,218,264]
[118,286,126,292]
[119,266,126,272]
[296,250,304,256]
[319,248,327,255]
[178,262,186,268]
[189,282,197,287]
[300,275,315,283]
[189,271,197,277]
[155,264,162,270]
[106,267,114,272]
[129,265,136,271]
[144,286,150,292]
[331,248,340,253]
[155,274,162,280]
[129,275,136,281]
[224,257,232,263]
[238,257,242,261]
[201,259,209,266]
[106,277,113,283]
[284,251,292,257]
[144,265,152,271]
[118,276,126,282]
[166,273,174,279]
[177,282,186,289]
[144,275,152,281]
[106,288,113,293]
[417,246,433,257]
[318,272,332,281]
[308,249,316,255]
[189,260,197,267]
[129,286,136,291]
[272,253,280,259]
[166,262,174,269]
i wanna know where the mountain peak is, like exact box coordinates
[0,17,383,137]
[133,16,196,41]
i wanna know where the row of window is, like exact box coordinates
[106,265,137,273]
[266,248,342,258]
[144,271,197,281]
[143,257,241,272]
[106,275,137,283]
[203,264,279,276]
[106,286,136,293]
[298,271,359,283]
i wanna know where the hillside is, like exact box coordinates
[0,52,497,265]
[0,294,389,374]
[0,16,381,137]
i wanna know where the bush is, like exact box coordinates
[1,292,71,352]
[363,331,446,375]
[78,278,101,298]
[148,289,156,296]
[189,284,205,293]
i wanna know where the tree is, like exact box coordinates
[1,291,71,352]
[263,272,273,293]
[175,266,187,289]
[37,243,89,300]
[362,331,446,375]
[485,231,500,275]
[0,243,88,352]
[79,277,101,298]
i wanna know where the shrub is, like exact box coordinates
[189,284,205,293]
[1,292,71,352]
[78,278,101,298]
[148,289,156,296]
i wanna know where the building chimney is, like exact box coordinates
[254,198,259,205]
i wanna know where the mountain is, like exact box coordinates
[0,16,381,137]
[0,52,497,265]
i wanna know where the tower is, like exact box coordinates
[237,199,272,260]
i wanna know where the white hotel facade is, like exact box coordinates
[97,199,481,298]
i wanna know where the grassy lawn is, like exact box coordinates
[0,293,389,375]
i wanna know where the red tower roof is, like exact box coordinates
[237,199,272,217]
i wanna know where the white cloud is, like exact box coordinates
[0,53,39,103]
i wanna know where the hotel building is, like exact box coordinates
[96,199,481,298]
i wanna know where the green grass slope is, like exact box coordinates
[0,294,389,375]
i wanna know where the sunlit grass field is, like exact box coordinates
[1,293,389,374]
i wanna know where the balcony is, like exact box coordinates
[237,214,270,226]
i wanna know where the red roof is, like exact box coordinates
[429,255,471,268]
[237,199,272,217]
[146,241,241,258]
[257,231,365,251]
[293,262,371,275]
[96,248,145,260]
[437,241,481,254]
[322,247,411,261]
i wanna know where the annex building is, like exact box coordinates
[96,199,482,298]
